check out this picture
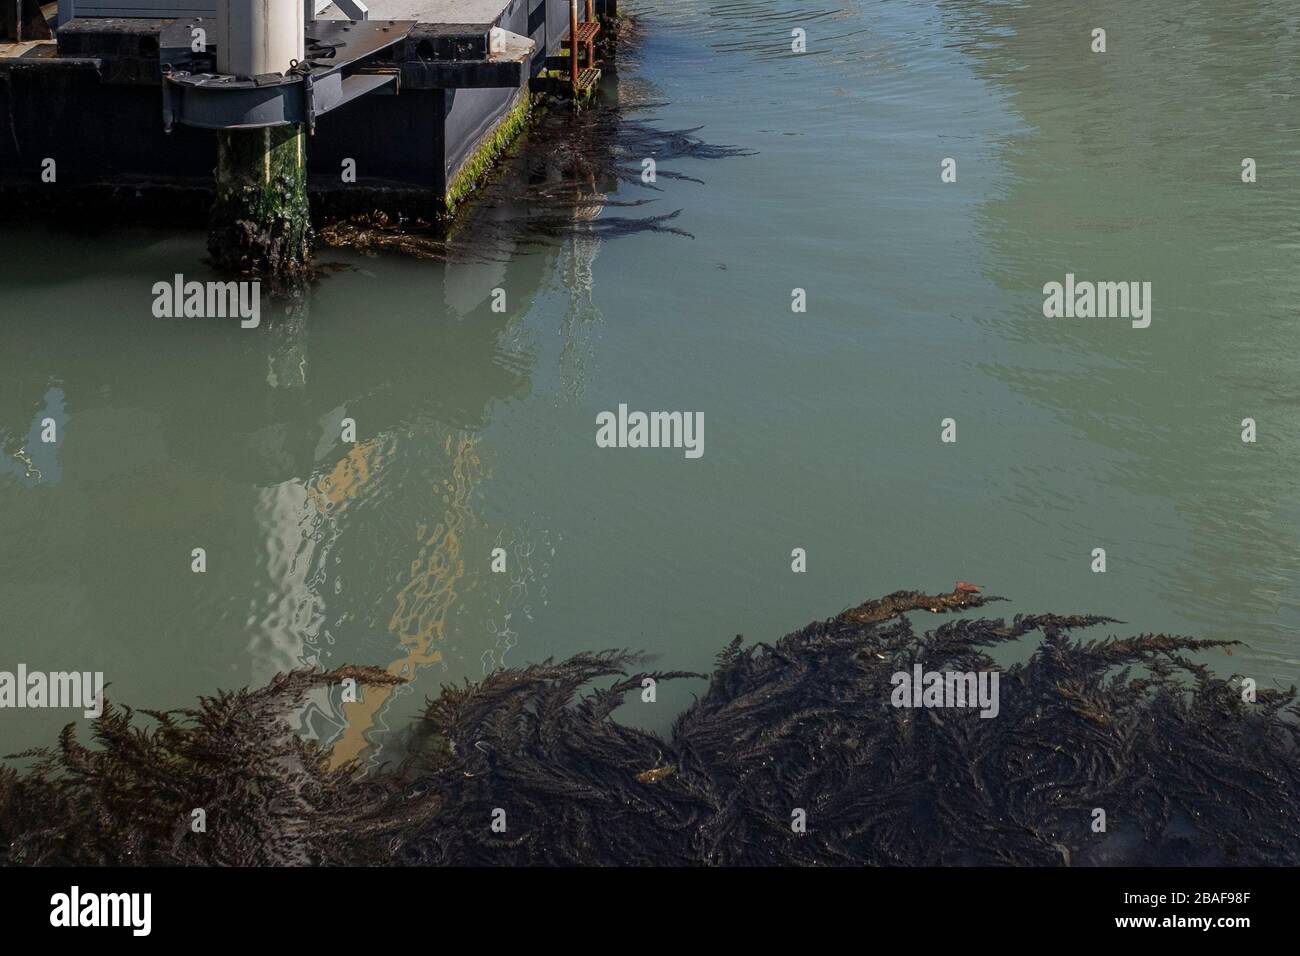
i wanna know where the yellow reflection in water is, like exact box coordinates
[328,432,481,767]
[312,439,379,512]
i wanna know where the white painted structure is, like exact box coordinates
[216,0,304,76]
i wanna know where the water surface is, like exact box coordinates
[2,0,1298,759]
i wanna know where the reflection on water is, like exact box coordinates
[0,387,64,485]
[2,0,1299,761]
[318,433,478,766]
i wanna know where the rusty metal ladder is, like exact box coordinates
[565,0,600,97]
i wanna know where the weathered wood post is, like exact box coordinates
[208,0,313,275]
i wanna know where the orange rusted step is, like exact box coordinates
[563,22,601,46]
[574,66,601,93]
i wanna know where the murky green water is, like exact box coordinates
[3,0,1298,759]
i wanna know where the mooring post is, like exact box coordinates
[569,0,579,95]
[585,0,595,66]
[208,0,312,275]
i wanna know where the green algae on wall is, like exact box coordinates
[209,124,313,275]
[444,91,534,217]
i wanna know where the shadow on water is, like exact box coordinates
[318,18,755,262]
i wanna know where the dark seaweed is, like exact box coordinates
[0,666,425,866]
[3,588,1297,866]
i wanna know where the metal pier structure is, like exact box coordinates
[0,0,614,215]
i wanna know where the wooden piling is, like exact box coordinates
[208,124,313,275]
[207,2,311,275]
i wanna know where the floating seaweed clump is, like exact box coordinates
[0,667,424,866]
[3,589,1298,866]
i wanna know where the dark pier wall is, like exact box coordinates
[444,85,519,189]
[441,0,533,189]
[0,64,213,182]
[302,88,451,213]
[0,63,450,193]
[0,0,609,216]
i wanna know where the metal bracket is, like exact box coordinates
[161,19,412,132]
